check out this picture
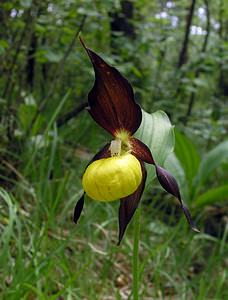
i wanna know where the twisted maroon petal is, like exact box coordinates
[118,161,147,245]
[130,139,199,232]
[73,193,85,224]
[91,142,111,162]
[80,37,142,136]
[155,165,199,232]
[130,138,155,164]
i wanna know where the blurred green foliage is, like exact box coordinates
[0,0,228,299]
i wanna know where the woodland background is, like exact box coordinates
[0,0,227,299]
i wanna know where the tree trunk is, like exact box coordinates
[185,0,210,121]
[177,0,196,68]
[110,0,135,40]
[26,32,37,91]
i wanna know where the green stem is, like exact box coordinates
[133,207,141,300]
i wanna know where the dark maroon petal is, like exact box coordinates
[73,193,85,224]
[118,162,147,245]
[84,143,111,172]
[84,142,111,171]
[130,138,155,164]
[155,165,181,198]
[155,165,199,232]
[80,37,142,136]
[91,143,111,162]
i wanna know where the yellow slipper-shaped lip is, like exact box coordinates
[82,153,142,202]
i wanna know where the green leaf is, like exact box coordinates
[0,39,9,55]
[194,141,228,190]
[135,110,175,186]
[193,78,208,88]
[194,185,228,208]
[175,130,200,190]
[44,50,63,63]
[19,104,37,130]
[20,0,32,8]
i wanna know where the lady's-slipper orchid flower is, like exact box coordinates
[74,37,199,244]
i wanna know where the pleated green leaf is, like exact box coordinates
[175,129,200,190]
[194,184,228,208]
[194,141,228,190]
[135,110,175,187]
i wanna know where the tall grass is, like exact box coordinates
[0,97,227,299]
[0,186,228,299]
[1,181,227,299]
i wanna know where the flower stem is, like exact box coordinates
[132,206,141,300]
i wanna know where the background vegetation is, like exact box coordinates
[0,0,227,299]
